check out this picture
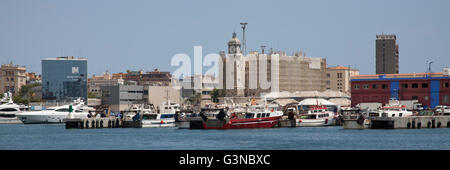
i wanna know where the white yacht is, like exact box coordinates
[16,99,94,124]
[0,92,22,124]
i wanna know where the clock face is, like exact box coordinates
[230,46,236,53]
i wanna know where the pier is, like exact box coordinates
[64,117,144,129]
[370,116,450,129]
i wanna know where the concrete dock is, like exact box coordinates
[64,117,123,129]
[370,116,450,129]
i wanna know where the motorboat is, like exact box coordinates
[370,102,413,118]
[296,105,337,127]
[141,103,176,128]
[0,92,22,124]
[16,98,94,124]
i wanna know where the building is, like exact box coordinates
[0,62,27,95]
[219,32,327,98]
[326,65,359,94]
[376,34,399,74]
[179,74,219,106]
[147,86,181,107]
[41,56,88,102]
[25,72,41,84]
[112,69,172,86]
[100,81,144,112]
[351,69,450,108]
[88,71,124,97]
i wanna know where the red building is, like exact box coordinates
[351,72,450,108]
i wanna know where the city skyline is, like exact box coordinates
[1,0,450,76]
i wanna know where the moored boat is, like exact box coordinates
[296,105,336,127]
[16,98,94,124]
[199,104,283,129]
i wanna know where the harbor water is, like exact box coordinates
[1,124,449,150]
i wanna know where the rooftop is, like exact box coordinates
[42,56,88,61]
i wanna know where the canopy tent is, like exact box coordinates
[298,98,336,106]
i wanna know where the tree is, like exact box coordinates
[210,88,220,103]
[88,92,97,98]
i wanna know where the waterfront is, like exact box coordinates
[1,124,449,150]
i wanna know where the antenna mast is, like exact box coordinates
[240,22,248,56]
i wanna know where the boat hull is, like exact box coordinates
[142,118,176,128]
[202,116,281,129]
[296,118,335,127]
[16,112,90,124]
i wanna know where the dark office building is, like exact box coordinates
[376,34,399,74]
[42,56,88,102]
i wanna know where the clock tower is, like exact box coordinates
[228,32,241,54]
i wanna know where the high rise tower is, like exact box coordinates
[376,34,399,74]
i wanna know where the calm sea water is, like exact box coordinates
[0,124,449,150]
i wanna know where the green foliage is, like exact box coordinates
[88,92,97,98]
[210,88,220,103]
[13,83,42,104]
[18,83,41,97]
[13,95,28,104]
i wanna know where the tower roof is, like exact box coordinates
[228,32,241,46]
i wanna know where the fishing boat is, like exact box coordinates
[141,102,178,128]
[369,102,413,118]
[296,105,337,127]
[199,103,283,129]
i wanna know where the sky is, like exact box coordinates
[1,0,449,77]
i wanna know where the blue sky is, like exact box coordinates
[1,0,449,76]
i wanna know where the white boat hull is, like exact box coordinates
[296,118,335,127]
[141,118,176,128]
[16,112,90,124]
[0,117,22,124]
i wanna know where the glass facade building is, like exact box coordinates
[42,56,87,102]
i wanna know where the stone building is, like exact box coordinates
[219,32,327,98]
[326,65,359,94]
[0,62,26,95]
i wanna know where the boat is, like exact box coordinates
[0,92,22,124]
[198,103,283,129]
[16,98,94,124]
[296,105,337,127]
[341,107,370,129]
[141,102,178,128]
[369,101,413,118]
[435,105,450,115]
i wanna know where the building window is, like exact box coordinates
[354,84,359,89]
[382,84,388,89]
[412,83,418,88]
[372,84,378,89]
[363,84,369,89]
[402,84,408,88]
[444,96,449,104]
[326,73,330,78]
[443,83,449,88]
[412,96,418,100]
[421,83,428,88]
[337,73,343,79]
